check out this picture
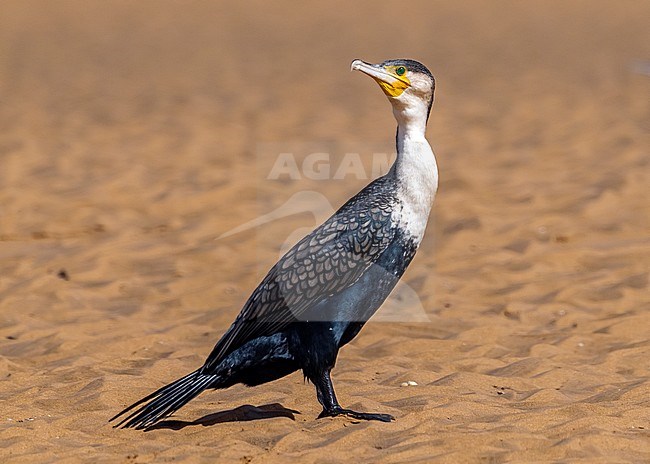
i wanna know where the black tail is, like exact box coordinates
[110,369,215,429]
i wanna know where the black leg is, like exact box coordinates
[312,370,394,422]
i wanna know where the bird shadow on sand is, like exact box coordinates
[147,403,300,431]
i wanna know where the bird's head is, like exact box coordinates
[351,58,435,125]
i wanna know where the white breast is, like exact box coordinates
[392,139,438,243]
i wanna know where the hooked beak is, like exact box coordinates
[351,59,394,82]
[351,59,409,97]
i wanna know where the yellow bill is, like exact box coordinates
[351,59,411,97]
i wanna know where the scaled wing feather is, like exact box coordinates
[201,179,398,372]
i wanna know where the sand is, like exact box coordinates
[0,1,648,462]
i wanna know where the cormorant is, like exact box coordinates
[111,58,438,429]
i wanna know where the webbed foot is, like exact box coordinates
[318,407,394,422]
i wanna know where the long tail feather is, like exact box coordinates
[110,369,215,429]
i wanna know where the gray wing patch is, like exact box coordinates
[201,199,398,372]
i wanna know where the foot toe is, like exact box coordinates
[318,408,394,422]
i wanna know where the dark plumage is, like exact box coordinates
[111,58,437,429]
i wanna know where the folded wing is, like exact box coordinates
[201,181,398,373]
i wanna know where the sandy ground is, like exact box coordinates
[0,1,649,462]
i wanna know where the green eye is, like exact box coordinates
[396,66,406,76]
